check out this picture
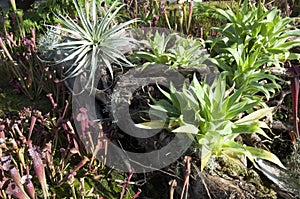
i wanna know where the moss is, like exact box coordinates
[213,156,278,198]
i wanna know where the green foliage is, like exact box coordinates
[42,0,137,92]
[0,0,76,37]
[194,1,238,38]
[21,0,71,31]
[18,0,115,34]
[138,75,285,171]
[211,0,300,66]
[208,0,300,98]
[169,36,209,67]
[134,31,176,66]
[133,31,209,68]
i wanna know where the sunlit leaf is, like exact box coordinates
[135,121,165,129]
[172,123,199,134]
[244,146,286,169]
[201,144,213,171]
[236,107,274,124]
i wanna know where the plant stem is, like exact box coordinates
[290,66,300,139]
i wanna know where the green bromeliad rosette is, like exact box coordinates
[138,74,285,171]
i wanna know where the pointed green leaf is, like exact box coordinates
[236,107,274,124]
[244,146,286,169]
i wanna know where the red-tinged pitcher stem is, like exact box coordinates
[27,141,49,199]
[28,116,36,140]
[132,189,141,199]
[181,156,191,199]
[291,76,299,138]
[288,64,300,141]
[120,171,133,199]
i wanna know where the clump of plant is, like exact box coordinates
[132,30,175,66]
[0,101,80,199]
[0,0,65,101]
[193,1,239,38]
[0,95,140,198]
[208,0,300,99]
[37,26,63,61]
[138,75,285,171]
[169,35,209,68]
[40,0,137,93]
[122,0,195,34]
[132,30,209,69]
[0,18,57,100]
